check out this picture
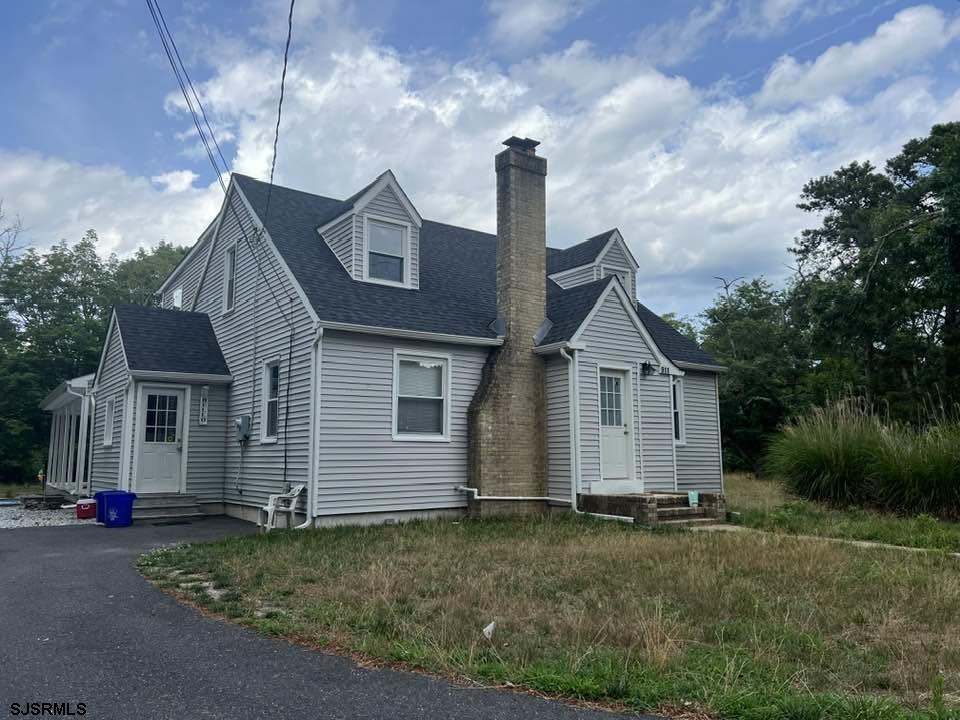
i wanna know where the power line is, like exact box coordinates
[263,0,296,226]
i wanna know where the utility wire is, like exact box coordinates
[264,0,296,226]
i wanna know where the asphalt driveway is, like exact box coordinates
[0,519,649,720]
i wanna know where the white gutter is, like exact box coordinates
[677,361,728,373]
[296,324,323,530]
[560,347,633,524]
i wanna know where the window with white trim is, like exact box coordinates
[672,377,685,444]
[172,286,183,310]
[198,385,209,426]
[394,353,448,439]
[602,266,630,288]
[103,398,116,446]
[367,219,407,284]
[262,362,279,441]
[223,244,237,312]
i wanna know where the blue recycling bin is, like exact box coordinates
[95,490,137,528]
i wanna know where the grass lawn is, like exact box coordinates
[140,515,960,719]
[0,482,42,499]
[726,473,960,553]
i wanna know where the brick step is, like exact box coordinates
[656,505,711,520]
[651,494,690,509]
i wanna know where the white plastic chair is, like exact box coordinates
[258,484,306,532]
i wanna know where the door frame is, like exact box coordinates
[594,363,640,493]
[130,383,191,495]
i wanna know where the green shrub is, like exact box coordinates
[766,400,960,519]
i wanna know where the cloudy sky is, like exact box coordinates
[2,0,958,317]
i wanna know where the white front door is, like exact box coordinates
[137,389,184,493]
[600,371,631,482]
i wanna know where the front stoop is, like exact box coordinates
[133,494,205,523]
[578,492,726,527]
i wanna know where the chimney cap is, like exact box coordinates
[503,136,540,154]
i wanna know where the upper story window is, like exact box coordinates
[172,286,183,310]
[366,218,407,285]
[393,352,449,441]
[672,377,686,445]
[602,266,630,288]
[223,244,237,312]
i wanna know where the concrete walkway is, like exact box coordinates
[0,519,653,720]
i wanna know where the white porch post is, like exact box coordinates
[84,398,95,494]
[65,411,77,493]
[56,411,67,488]
[76,397,90,495]
[46,413,57,487]
[50,413,63,489]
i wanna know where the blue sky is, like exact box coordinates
[2,0,958,317]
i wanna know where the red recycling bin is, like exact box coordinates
[76,499,96,519]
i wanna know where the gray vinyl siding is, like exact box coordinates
[598,240,635,298]
[90,321,127,492]
[161,227,214,311]
[353,185,420,289]
[545,354,571,503]
[192,188,315,510]
[550,264,597,289]
[183,384,227,502]
[676,371,723,493]
[577,292,675,491]
[315,331,487,515]
[321,215,354,274]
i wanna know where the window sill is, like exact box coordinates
[363,276,411,289]
[392,434,450,443]
[260,437,278,445]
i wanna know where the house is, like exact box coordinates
[42,137,726,526]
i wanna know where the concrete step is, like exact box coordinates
[659,517,722,527]
[135,494,199,508]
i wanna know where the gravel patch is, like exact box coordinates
[0,505,96,530]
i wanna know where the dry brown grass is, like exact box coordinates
[724,472,791,513]
[141,516,960,716]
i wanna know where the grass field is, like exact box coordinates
[726,472,960,553]
[0,482,42,499]
[140,514,960,719]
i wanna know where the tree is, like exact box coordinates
[0,229,187,482]
[660,312,699,342]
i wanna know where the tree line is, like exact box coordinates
[673,122,960,470]
[0,222,185,483]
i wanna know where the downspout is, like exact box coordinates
[296,324,323,530]
[560,347,633,523]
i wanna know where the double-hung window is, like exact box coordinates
[671,377,685,445]
[394,353,449,440]
[262,362,279,442]
[367,219,406,284]
[223,245,237,312]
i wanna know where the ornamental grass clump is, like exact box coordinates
[767,399,960,518]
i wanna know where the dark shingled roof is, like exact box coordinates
[541,277,614,345]
[635,302,720,368]
[114,304,230,376]
[546,229,617,274]
[234,174,500,339]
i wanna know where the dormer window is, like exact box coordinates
[365,217,408,286]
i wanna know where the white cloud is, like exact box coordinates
[487,0,584,52]
[636,0,730,68]
[758,5,959,107]
[1,3,956,317]
[732,0,863,37]
[151,169,199,194]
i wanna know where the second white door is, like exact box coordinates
[137,389,184,494]
[600,371,630,481]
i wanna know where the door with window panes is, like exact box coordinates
[137,389,184,493]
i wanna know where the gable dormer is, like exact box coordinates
[548,229,639,299]
[317,170,423,290]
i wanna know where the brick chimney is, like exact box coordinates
[467,137,549,515]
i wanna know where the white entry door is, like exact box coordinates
[137,389,184,493]
[600,371,631,481]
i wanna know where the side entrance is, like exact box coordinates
[595,367,640,493]
[132,385,189,494]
